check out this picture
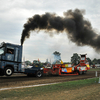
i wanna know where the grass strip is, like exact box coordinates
[0,77,99,100]
[88,68,100,71]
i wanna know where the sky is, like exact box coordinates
[0,0,100,62]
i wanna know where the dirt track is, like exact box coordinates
[0,71,100,88]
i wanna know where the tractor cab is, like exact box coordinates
[79,54,90,69]
[80,54,87,66]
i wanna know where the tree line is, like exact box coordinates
[24,52,100,66]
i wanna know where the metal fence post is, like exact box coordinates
[98,75,100,83]
[95,71,97,83]
[95,71,97,77]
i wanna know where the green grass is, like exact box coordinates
[88,68,100,71]
[0,78,99,100]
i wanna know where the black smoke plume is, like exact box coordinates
[21,9,100,51]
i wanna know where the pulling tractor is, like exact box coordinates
[43,54,90,76]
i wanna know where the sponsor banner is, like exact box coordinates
[80,67,87,71]
[65,64,71,67]
[62,68,67,72]
[62,67,73,72]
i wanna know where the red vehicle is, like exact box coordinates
[43,54,90,75]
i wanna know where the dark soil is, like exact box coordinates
[0,71,100,88]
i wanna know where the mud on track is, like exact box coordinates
[0,71,100,88]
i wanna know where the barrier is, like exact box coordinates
[95,71,97,77]
[98,75,100,83]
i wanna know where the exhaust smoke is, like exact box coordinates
[21,9,100,51]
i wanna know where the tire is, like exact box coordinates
[83,71,86,74]
[5,67,13,76]
[79,71,82,75]
[82,71,84,74]
[36,70,43,78]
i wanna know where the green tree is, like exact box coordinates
[71,53,80,65]
[97,59,100,64]
[86,58,92,65]
[53,51,61,55]
[53,51,61,64]
[92,58,98,64]
[32,60,43,67]
[25,60,32,65]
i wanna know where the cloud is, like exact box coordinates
[0,0,100,62]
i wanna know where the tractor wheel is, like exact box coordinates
[82,71,86,74]
[82,71,84,74]
[36,70,43,78]
[5,67,13,76]
[79,71,82,75]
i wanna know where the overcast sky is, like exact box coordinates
[0,0,100,62]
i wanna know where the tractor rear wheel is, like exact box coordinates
[36,70,43,78]
[79,71,82,75]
